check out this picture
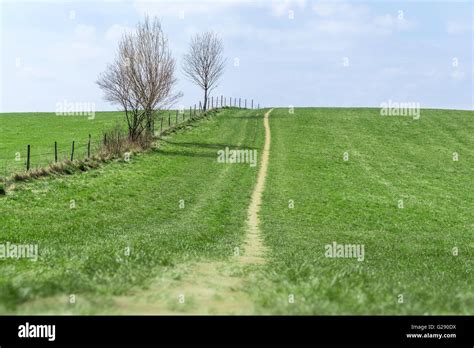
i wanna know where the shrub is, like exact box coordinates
[100,124,153,158]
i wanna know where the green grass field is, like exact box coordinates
[0,107,472,314]
[255,108,473,314]
[0,108,264,313]
[0,110,191,177]
[0,112,122,176]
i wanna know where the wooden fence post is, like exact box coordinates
[70,141,75,161]
[26,144,30,171]
[239,98,241,108]
[87,134,91,158]
[160,117,163,133]
[168,113,171,127]
[176,110,178,125]
[54,141,58,163]
[252,99,254,109]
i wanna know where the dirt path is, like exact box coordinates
[17,109,274,315]
[111,109,274,314]
[239,108,273,264]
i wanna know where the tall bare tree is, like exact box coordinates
[182,31,226,112]
[97,16,181,140]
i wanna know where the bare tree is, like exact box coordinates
[182,31,226,112]
[97,16,181,140]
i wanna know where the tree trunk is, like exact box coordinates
[145,109,154,134]
[203,88,208,112]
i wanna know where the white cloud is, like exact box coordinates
[311,19,366,35]
[133,0,241,18]
[133,0,308,19]
[450,70,466,81]
[73,24,96,40]
[312,2,369,19]
[446,21,472,34]
[373,14,396,28]
[43,25,106,64]
[269,0,306,17]
[213,21,353,53]
[310,2,415,35]
[379,67,405,77]
[373,14,415,33]
[105,24,134,41]
[312,2,335,17]
[17,66,55,81]
[69,42,104,60]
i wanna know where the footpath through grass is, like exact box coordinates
[255,107,473,315]
[0,108,264,313]
[1,106,472,315]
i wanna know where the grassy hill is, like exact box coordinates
[0,112,122,176]
[0,110,191,177]
[0,108,264,313]
[255,108,473,314]
[0,107,472,314]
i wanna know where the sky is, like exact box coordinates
[0,0,472,112]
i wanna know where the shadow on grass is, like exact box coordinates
[162,140,257,150]
[231,111,292,120]
[234,115,264,120]
[152,148,217,159]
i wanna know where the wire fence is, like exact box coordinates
[0,138,103,179]
[0,96,261,178]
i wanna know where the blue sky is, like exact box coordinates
[0,0,472,112]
